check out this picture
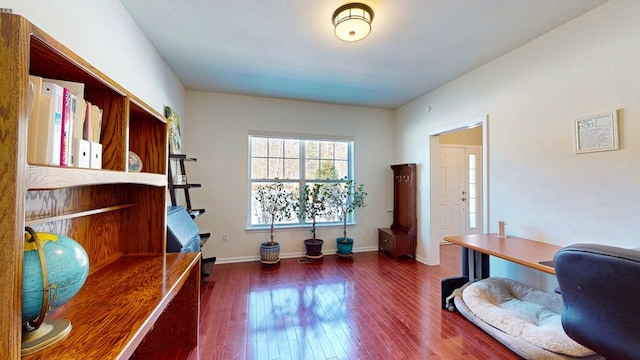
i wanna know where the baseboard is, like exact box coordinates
[415,254,429,265]
[355,246,379,253]
[213,246,380,265]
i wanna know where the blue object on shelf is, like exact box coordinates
[166,206,201,253]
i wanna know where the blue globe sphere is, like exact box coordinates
[22,231,90,322]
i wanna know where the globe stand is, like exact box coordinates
[21,227,83,355]
[21,318,72,355]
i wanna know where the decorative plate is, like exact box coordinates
[128,151,143,172]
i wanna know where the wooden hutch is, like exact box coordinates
[0,13,200,359]
[379,163,417,260]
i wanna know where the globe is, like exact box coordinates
[22,228,90,354]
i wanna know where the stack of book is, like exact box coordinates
[27,76,103,169]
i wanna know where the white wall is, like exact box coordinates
[395,0,640,291]
[2,0,185,115]
[184,92,394,262]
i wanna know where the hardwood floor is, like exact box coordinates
[134,245,521,360]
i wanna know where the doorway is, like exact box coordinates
[428,117,488,265]
[437,144,483,242]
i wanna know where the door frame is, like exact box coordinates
[428,115,489,265]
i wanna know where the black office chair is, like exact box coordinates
[554,243,640,360]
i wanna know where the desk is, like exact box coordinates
[441,233,561,309]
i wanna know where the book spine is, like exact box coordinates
[26,76,40,164]
[33,95,53,165]
[41,82,63,166]
[60,88,71,166]
[67,92,76,166]
[83,100,91,141]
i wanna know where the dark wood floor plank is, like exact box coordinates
[135,245,521,360]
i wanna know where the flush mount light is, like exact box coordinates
[332,3,374,42]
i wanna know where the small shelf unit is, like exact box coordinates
[168,153,215,276]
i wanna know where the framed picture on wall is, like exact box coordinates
[574,110,619,154]
[165,106,182,154]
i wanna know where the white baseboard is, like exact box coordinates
[214,246,380,265]
[415,255,428,265]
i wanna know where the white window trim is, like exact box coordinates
[247,132,356,230]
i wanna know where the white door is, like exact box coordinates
[438,145,483,241]
[438,146,466,240]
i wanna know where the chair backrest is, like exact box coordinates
[554,243,640,359]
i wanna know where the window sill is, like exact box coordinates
[245,222,356,232]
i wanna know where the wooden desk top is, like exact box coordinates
[24,252,201,360]
[443,233,561,275]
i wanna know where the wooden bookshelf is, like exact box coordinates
[0,13,200,359]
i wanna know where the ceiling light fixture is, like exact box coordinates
[332,3,374,42]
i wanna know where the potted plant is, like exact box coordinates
[254,181,297,264]
[297,183,330,258]
[326,180,367,256]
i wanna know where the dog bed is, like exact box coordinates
[453,277,603,360]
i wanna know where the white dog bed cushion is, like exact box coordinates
[455,277,600,359]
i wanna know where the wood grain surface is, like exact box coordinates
[23,253,200,360]
[444,233,561,274]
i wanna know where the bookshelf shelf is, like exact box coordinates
[25,203,136,226]
[0,13,199,359]
[27,166,166,190]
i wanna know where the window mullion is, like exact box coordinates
[280,138,285,180]
[299,140,306,225]
[265,139,270,179]
[300,139,305,186]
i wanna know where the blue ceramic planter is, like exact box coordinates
[336,237,354,255]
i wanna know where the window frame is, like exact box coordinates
[247,132,356,230]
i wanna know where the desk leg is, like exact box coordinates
[463,247,490,282]
[478,252,490,279]
[462,247,469,277]
[468,249,476,283]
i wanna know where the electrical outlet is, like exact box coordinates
[223,233,229,242]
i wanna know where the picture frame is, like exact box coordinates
[165,106,183,154]
[574,110,619,154]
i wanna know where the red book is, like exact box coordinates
[84,100,92,141]
[60,88,75,166]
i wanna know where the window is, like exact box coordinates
[467,153,477,230]
[249,133,354,227]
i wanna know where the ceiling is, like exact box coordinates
[121,0,607,109]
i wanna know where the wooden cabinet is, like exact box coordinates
[379,163,417,260]
[379,228,415,259]
[0,13,200,359]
